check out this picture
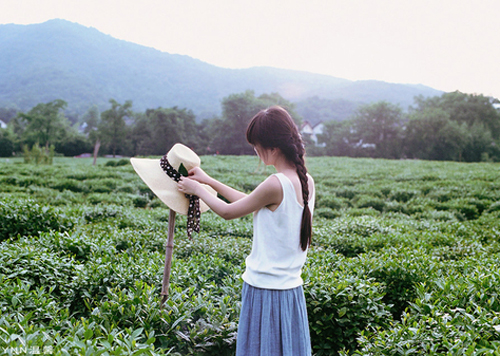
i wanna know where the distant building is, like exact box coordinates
[300,121,325,147]
[78,121,88,133]
[0,119,7,129]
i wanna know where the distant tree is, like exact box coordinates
[195,118,218,155]
[413,92,500,139]
[409,92,500,161]
[55,132,93,157]
[213,91,300,155]
[98,99,132,157]
[462,122,497,162]
[0,129,15,157]
[319,101,403,158]
[349,102,404,158]
[14,99,69,148]
[404,108,468,161]
[317,120,355,157]
[82,106,100,135]
[82,106,102,163]
[131,107,199,156]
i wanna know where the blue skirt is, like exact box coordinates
[235,282,312,356]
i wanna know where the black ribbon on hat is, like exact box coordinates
[160,155,200,239]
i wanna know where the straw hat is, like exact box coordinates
[130,143,216,215]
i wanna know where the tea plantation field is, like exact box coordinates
[1,156,500,355]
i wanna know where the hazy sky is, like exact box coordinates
[2,0,500,99]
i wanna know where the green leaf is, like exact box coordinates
[131,328,143,339]
[178,163,188,177]
[84,328,93,340]
[338,307,347,318]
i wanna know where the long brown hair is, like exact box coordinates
[246,106,312,251]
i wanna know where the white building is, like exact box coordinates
[300,121,325,147]
[0,119,7,129]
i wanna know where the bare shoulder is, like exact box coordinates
[307,173,315,183]
[307,173,315,196]
[250,174,283,208]
[258,174,282,192]
[307,173,315,188]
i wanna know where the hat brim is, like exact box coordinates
[130,158,216,215]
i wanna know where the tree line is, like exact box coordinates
[0,90,499,162]
[317,92,500,162]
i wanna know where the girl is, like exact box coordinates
[177,106,315,356]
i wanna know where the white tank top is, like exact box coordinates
[242,173,313,290]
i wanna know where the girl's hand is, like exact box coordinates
[188,167,211,185]
[177,177,201,196]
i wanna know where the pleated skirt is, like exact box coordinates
[235,282,312,356]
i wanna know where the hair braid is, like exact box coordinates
[292,138,312,251]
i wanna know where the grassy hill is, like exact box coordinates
[0,19,443,119]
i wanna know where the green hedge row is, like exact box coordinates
[1,157,500,354]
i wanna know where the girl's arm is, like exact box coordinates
[178,175,282,220]
[188,167,246,203]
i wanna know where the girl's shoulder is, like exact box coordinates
[307,173,315,200]
[307,173,315,184]
[256,174,283,194]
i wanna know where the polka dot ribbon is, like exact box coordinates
[160,155,200,239]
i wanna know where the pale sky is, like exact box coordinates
[1,0,500,100]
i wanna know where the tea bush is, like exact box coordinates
[304,255,392,355]
[48,178,86,193]
[0,241,77,302]
[1,156,500,354]
[0,199,74,241]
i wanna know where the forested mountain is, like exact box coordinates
[0,19,443,120]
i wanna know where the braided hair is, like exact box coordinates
[246,106,312,251]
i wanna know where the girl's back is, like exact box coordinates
[242,173,314,290]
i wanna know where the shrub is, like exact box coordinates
[104,158,130,167]
[86,192,132,206]
[452,202,480,220]
[149,198,164,209]
[389,189,418,203]
[175,234,251,265]
[354,195,386,212]
[347,308,500,355]
[303,255,392,355]
[315,207,341,219]
[116,158,130,166]
[347,207,381,217]
[427,189,455,202]
[117,183,137,194]
[23,143,55,165]
[487,201,500,213]
[0,241,77,301]
[52,189,83,206]
[133,195,150,208]
[317,195,345,210]
[38,230,97,262]
[49,179,85,192]
[347,276,500,355]
[81,205,122,223]
[87,178,118,193]
[358,248,438,319]
[0,277,67,326]
[0,199,74,241]
[333,188,357,200]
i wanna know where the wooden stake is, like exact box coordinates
[92,139,100,166]
[160,209,176,307]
